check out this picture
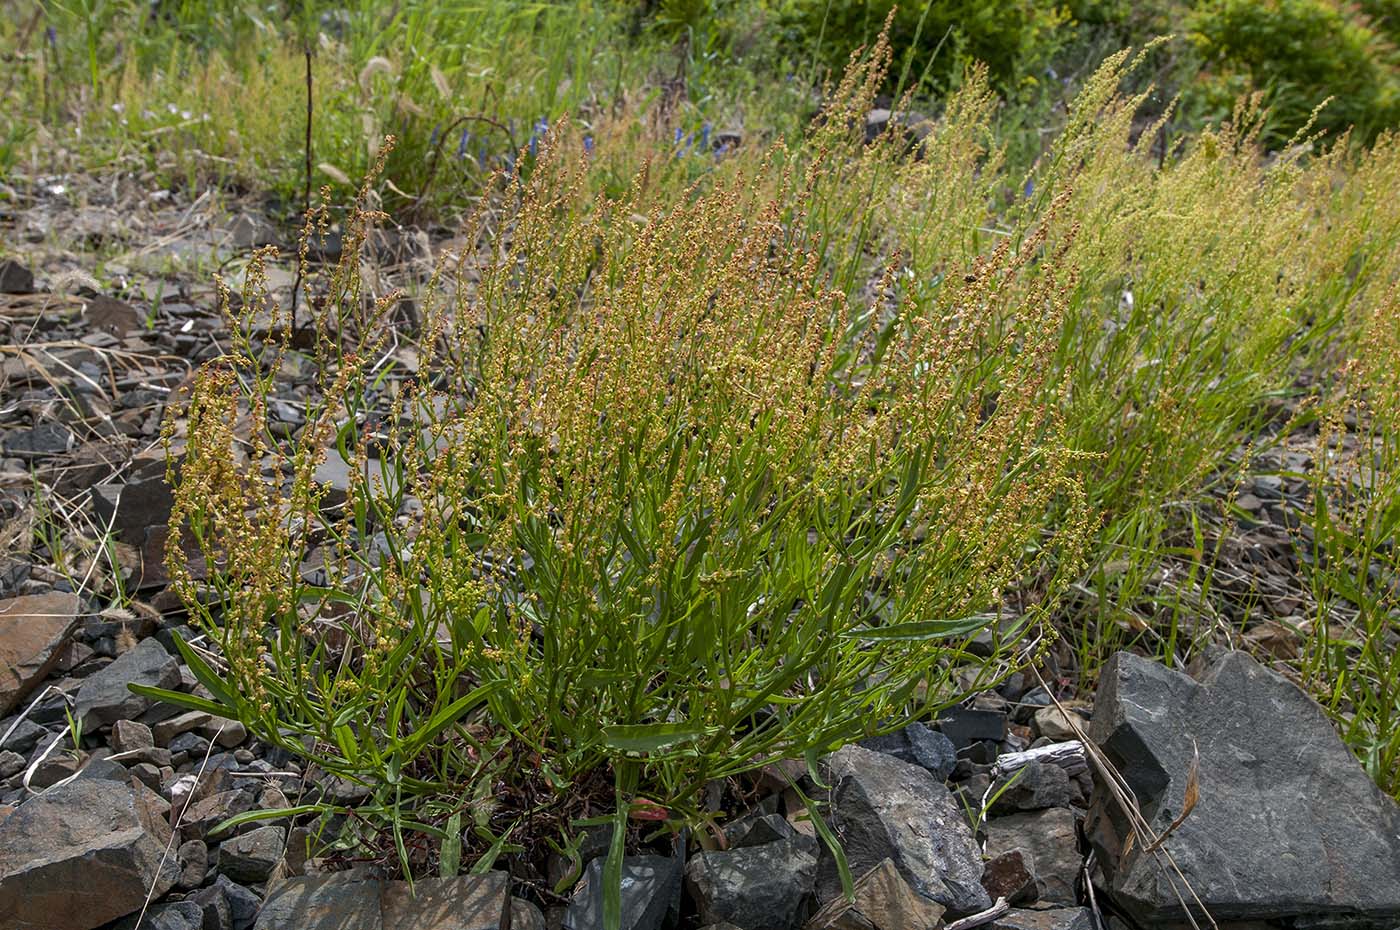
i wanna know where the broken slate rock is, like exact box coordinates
[807,858,946,930]
[219,824,286,882]
[74,635,180,729]
[1087,650,1400,927]
[816,744,990,914]
[685,836,818,930]
[253,869,509,930]
[989,760,1074,813]
[91,472,175,544]
[0,259,35,294]
[2,423,73,460]
[989,907,1095,930]
[0,776,178,930]
[0,591,82,715]
[564,855,683,930]
[111,900,205,930]
[937,706,1007,751]
[858,721,957,782]
[985,808,1081,906]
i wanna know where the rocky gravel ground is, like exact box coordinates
[2,170,1398,930]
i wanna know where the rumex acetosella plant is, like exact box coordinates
[148,73,1091,878]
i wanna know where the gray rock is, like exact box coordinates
[0,750,24,779]
[937,707,1007,751]
[989,907,1095,930]
[981,848,1036,905]
[816,745,990,914]
[0,776,178,930]
[0,591,82,715]
[0,717,49,754]
[807,858,946,930]
[218,824,286,882]
[192,886,233,930]
[2,423,73,459]
[724,812,797,849]
[111,900,205,930]
[989,761,1074,813]
[73,636,180,729]
[685,837,817,930]
[212,875,262,929]
[252,869,509,929]
[563,855,682,930]
[153,710,213,746]
[1087,650,1400,927]
[112,718,154,753]
[0,259,35,294]
[985,808,1081,905]
[859,721,957,782]
[91,473,175,544]
[511,897,548,930]
[178,837,209,888]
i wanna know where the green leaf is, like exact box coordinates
[401,681,501,757]
[601,721,713,754]
[842,614,996,642]
[602,776,628,930]
[168,631,240,709]
[127,684,232,718]
[209,804,327,838]
[440,812,463,878]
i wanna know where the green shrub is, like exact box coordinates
[780,0,1071,97]
[1188,0,1400,142]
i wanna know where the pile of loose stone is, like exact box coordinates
[4,583,1399,930]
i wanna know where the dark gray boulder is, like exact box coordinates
[253,870,509,929]
[73,636,180,729]
[563,855,683,930]
[685,837,818,930]
[816,745,991,914]
[859,721,958,782]
[0,776,178,930]
[1087,650,1400,927]
[985,808,1081,905]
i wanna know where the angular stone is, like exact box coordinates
[989,907,1095,930]
[563,855,682,930]
[92,473,175,544]
[85,296,143,337]
[112,718,154,753]
[1087,650,1400,927]
[219,824,285,882]
[153,709,212,746]
[1032,706,1085,742]
[807,858,946,930]
[985,808,1081,905]
[816,745,990,914]
[686,836,818,930]
[0,776,177,930]
[724,811,797,849]
[989,761,1074,813]
[253,870,509,930]
[73,636,180,729]
[0,591,82,715]
[2,423,73,459]
[937,707,1007,750]
[178,837,209,888]
[981,849,1036,905]
[111,900,205,930]
[0,259,35,294]
[859,721,957,782]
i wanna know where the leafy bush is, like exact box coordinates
[155,62,1089,872]
[1188,0,1400,142]
[779,0,1071,96]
